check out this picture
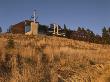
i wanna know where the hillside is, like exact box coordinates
[0,34,110,82]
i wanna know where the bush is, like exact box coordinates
[7,37,14,49]
[79,64,85,68]
[89,60,96,65]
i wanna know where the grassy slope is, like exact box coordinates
[0,34,110,82]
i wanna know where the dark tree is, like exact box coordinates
[77,27,82,32]
[66,28,73,39]
[0,27,2,33]
[94,34,102,44]
[64,24,67,30]
[86,29,95,42]
[63,24,68,37]
[102,27,110,44]
[39,24,48,34]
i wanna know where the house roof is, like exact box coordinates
[12,20,39,27]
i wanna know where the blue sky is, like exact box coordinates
[0,0,110,34]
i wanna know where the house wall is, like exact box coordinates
[11,22,25,34]
[25,22,39,35]
[10,20,32,34]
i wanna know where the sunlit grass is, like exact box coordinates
[0,34,110,82]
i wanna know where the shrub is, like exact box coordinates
[89,60,96,65]
[6,37,14,49]
[79,64,85,68]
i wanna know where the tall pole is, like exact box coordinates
[33,10,36,23]
[57,25,59,35]
[53,24,56,34]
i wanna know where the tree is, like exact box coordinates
[77,27,82,32]
[39,24,48,34]
[108,27,110,35]
[64,24,70,38]
[94,34,102,44]
[86,29,95,42]
[77,27,87,41]
[102,27,110,44]
[64,24,68,33]
[0,27,2,33]
[64,24,67,30]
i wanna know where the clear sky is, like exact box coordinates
[0,0,110,34]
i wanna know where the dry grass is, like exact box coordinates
[0,34,110,82]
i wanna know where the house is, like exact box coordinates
[10,20,39,35]
[9,10,65,36]
[10,10,39,35]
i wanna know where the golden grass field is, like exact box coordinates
[0,34,110,82]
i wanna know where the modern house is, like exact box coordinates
[10,10,39,35]
[10,20,39,35]
[9,10,65,36]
